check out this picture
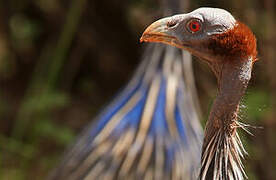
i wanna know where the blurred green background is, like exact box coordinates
[0,0,275,179]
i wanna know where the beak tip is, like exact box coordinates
[140,33,150,43]
[139,17,185,49]
[139,18,171,44]
[139,36,144,43]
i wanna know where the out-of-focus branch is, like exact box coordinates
[11,0,87,141]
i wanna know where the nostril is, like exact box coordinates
[167,20,177,28]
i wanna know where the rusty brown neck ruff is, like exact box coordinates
[199,22,257,180]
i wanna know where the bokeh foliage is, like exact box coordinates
[0,0,275,179]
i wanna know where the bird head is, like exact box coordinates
[140,7,257,64]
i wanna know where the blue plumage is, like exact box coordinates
[49,45,203,180]
[150,77,167,135]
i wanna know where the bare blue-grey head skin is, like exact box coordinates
[141,8,237,63]
[144,8,236,39]
[141,7,257,180]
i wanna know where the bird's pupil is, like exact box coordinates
[188,21,201,33]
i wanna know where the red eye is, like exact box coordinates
[188,20,201,33]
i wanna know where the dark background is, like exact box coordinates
[0,0,275,179]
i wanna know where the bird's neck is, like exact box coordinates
[199,57,252,179]
[203,57,252,153]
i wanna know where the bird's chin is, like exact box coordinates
[140,35,214,64]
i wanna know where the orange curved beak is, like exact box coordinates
[140,17,184,49]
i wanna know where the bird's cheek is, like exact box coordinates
[188,45,216,62]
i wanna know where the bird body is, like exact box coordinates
[50,7,257,180]
[141,7,257,180]
[49,45,203,180]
